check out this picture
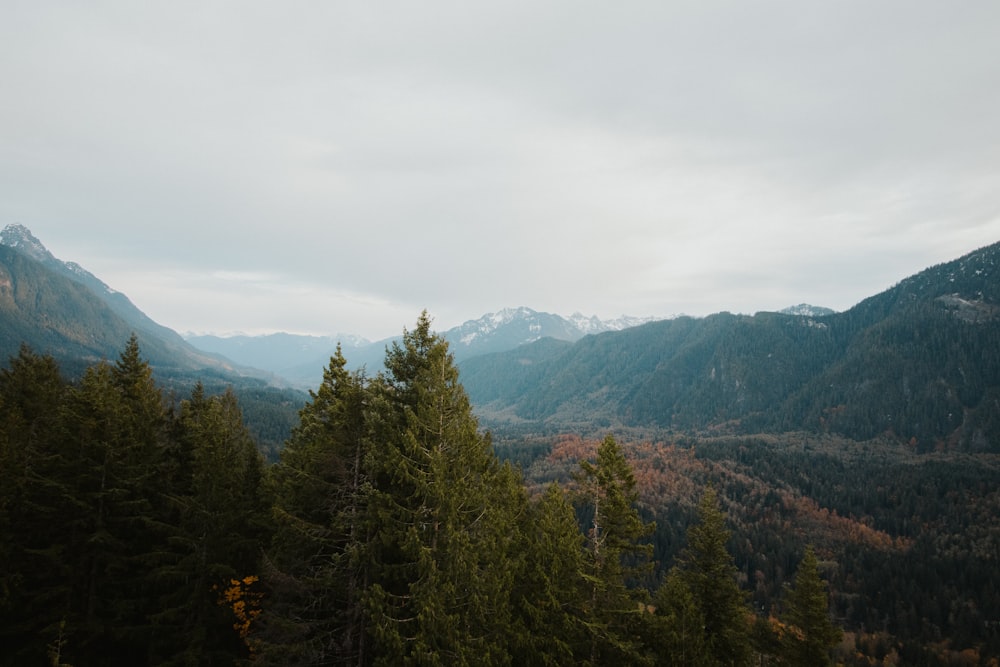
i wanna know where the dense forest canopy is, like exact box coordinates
[2,315,998,665]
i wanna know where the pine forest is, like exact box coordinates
[1,313,997,666]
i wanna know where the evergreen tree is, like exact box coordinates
[0,346,71,665]
[0,338,272,665]
[58,336,170,664]
[152,385,268,665]
[661,487,752,667]
[575,434,655,665]
[364,312,518,666]
[648,570,709,667]
[260,347,370,665]
[781,545,842,666]
[509,482,588,666]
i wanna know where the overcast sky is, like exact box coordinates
[3,2,999,340]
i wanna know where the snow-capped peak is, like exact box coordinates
[778,304,835,317]
[567,312,659,333]
[1,224,119,296]
[447,307,662,352]
[0,224,57,264]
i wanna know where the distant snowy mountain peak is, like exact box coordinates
[568,312,659,333]
[447,307,661,354]
[0,224,57,263]
[486,306,536,326]
[456,308,539,346]
[0,224,114,292]
[779,304,836,317]
[567,312,603,334]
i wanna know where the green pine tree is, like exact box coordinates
[0,346,71,665]
[648,569,709,667]
[364,312,518,666]
[509,482,588,666]
[662,487,752,667]
[59,336,171,664]
[260,347,370,665]
[575,434,655,665]
[152,385,267,665]
[781,545,842,666]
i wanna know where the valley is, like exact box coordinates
[1,225,998,664]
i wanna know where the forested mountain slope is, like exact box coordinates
[462,241,1000,451]
[1,224,187,348]
[0,230,306,456]
[0,244,199,375]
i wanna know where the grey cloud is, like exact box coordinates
[2,1,999,338]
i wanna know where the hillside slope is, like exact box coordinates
[0,231,306,456]
[462,242,1000,450]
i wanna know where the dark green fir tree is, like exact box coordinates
[364,312,520,666]
[576,434,655,665]
[259,346,370,665]
[658,487,752,667]
[781,545,842,666]
[509,482,588,666]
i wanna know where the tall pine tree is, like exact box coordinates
[0,346,71,665]
[152,385,268,665]
[509,482,588,666]
[575,434,655,665]
[260,347,370,665]
[364,312,519,666]
[781,545,842,666]
[59,335,171,665]
[659,486,752,667]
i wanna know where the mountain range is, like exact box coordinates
[5,223,998,661]
[460,242,1000,451]
[2,223,999,452]
[186,307,662,387]
[0,225,304,454]
[0,224,271,380]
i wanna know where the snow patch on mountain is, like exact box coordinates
[779,303,836,317]
[451,307,661,349]
[1,224,119,295]
[568,312,659,333]
[1,223,56,263]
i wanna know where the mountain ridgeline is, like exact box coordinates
[0,224,259,378]
[187,306,657,388]
[4,223,1000,453]
[0,225,306,456]
[460,242,1000,452]
[4,222,1000,452]
[2,224,1000,663]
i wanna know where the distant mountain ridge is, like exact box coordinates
[186,307,665,388]
[460,241,1000,451]
[185,332,369,380]
[778,303,836,317]
[0,224,308,454]
[8,222,997,452]
[0,224,274,381]
[444,307,660,356]
[0,224,186,347]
